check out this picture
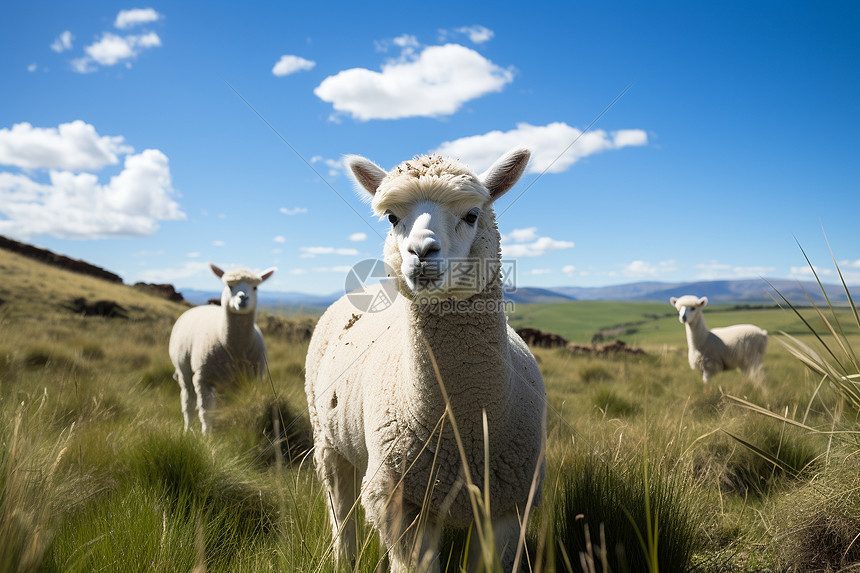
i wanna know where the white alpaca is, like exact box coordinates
[670,295,768,383]
[305,149,546,572]
[169,263,275,433]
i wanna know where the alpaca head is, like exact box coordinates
[210,264,275,315]
[348,149,530,301]
[670,295,708,325]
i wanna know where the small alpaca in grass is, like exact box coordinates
[305,149,546,572]
[169,263,275,433]
[670,295,768,383]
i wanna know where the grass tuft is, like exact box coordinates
[553,452,699,573]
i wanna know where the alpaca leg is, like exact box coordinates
[465,513,522,572]
[193,372,215,434]
[494,513,524,572]
[177,370,196,431]
[318,447,359,565]
[361,470,439,573]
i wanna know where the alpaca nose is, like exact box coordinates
[407,236,441,262]
[238,292,249,306]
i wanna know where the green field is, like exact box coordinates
[507,299,858,348]
[3,246,860,572]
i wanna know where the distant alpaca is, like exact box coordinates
[306,149,545,572]
[169,263,275,433]
[670,295,768,382]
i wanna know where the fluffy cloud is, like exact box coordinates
[300,246,360,258]
[696,260,776,280]
[79,32,161,68]
[51,31,74,53]
[456,25,494,44]
[349,232,368,242]
[0,148,184,239]
[501,227,574,258]
[272,55,316,77]
[310,155,344,177]
[280,206,308,215]
[789,265,833,277]
[314,43,514,120]
[27,63,38,72]
[114,8,162,29]
[501,227,538,243]
[436,122,648,174]
[138,261,210,283]
[562,265,576,275]
[622,260,677,278]
[529,268,552,275]
[0,121,133,171]
[273,236,286,243]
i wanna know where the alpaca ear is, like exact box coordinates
[210,263,224,279]
[260,267,276,282]
[669,297,678,306]
[346,155,387,198]
[698,297,709,307]
[479,148,531,201]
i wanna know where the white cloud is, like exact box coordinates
[349,232,367,242]
[0,148,184,239]
[310,155,344,177]
[790,265,833,277]
[456,25,494,44]
[300,246,360,258]
[696,260,776,280]
[622,260,677,278]
[73,31,161,72]
[115,8,162,29]
[839,259,860,269]
[289,268,308,275]
[51,31,74,53]
[562,265,576,275]
[0,121,133,171]
[312,266,352,273]
[500,227,573,258]
[314,43,514,120]
[273,235,286,243]
[436,122,648,174]
[272,55,316,77]
[501,227,538,244]
[503,237,575,258]
[212,240,225,247]
[138,261,210,283]
[187,252,200,258]
[27,63,37,72]
[280,206,308,215]
[529,269,551,275]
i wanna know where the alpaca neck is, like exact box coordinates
[685,314,710,348]
[403,277,511,426]
[221,310,257,352]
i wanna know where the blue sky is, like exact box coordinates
[2,1,859,294]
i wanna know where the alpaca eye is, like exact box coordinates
[463,209,480,226]
[385,211,400,225]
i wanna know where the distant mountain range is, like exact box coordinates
[180,278,860,308]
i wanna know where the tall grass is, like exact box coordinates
[551,452,699,573]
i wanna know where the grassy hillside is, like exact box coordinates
[0,247,186,322]
[3,249,860,572]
